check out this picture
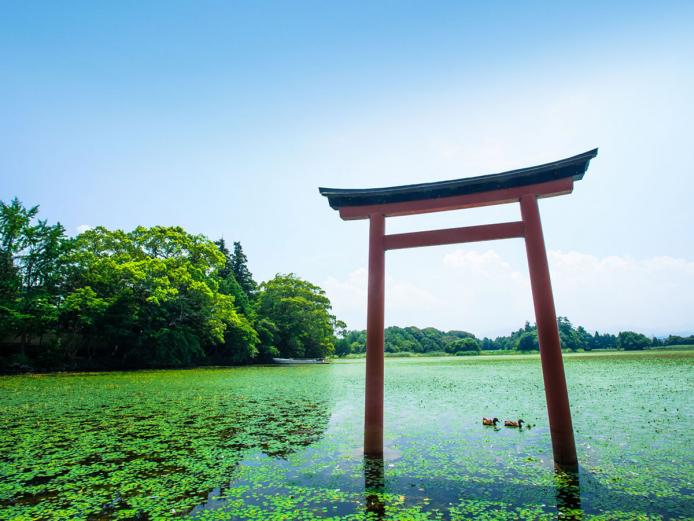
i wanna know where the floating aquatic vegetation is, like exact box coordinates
[1,351,692,519]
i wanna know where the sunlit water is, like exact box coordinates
[1,351,692,519]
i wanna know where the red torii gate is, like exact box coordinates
[319,149,597,470]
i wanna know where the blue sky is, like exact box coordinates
[2,1,693,336]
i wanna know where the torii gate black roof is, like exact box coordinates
[319,148,597,209]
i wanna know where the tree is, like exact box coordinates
[592,331,617,350]
[253,317,280,361]
[333,329,366,356]
[448,337,481,354]
[62,226,255,366]
[215,238,251,315]
[617,331,650,351]
[231,242,257,299]
[0,249,20,339]
[558,316,580,352]
[0,198,65,352]
[576,326,593,351]
[334,333,352,357]
[256,274,340,358]
[664,334,694,346]
[516,331,539,352]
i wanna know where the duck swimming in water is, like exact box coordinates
[482,417,499,426]
[504,419,525,428]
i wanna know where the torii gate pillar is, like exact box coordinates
[520,194,577,467]
[364,213,385,454]
[320,149,597,470]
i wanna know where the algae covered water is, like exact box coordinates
[1,351,692,520]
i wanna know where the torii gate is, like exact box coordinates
[319,149,597,470]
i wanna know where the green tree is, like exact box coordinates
[576,325,593,351]
[664,334,694,346]
[0,198,65,352]
[448,337,481,354]
[617,331,650,351]
[0,199,25,341]
[516,331,539,352]
[0,249,20,339]
[231,241,257,299]
[592,331,617,349]
[558,316,580,352]
[333,330,366,356]
[256,273,341,358]
[63,226,254,366]
[215,238,251,315]
[253,316,280,361]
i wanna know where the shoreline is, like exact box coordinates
[2,346,692,376]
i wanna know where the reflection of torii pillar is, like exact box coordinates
[320,149,597,470]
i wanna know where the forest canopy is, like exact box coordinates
[335,320,688,357]
[0,198,342,370]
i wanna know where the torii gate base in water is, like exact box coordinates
[320,149,598,471]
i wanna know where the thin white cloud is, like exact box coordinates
[323,268,438,331]
[325,249,694,337]
[76,224,93,234]
[548,250,694,335]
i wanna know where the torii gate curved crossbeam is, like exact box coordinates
[319,148,598,470]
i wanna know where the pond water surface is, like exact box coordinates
[1,351,692,520]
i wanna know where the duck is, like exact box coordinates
[504,419,525,428]
[482,417,499,426]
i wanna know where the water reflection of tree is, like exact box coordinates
[252,396,332,458]
[213,366,335,460]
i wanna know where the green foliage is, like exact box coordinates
[617,330,651,351]
[663,333,694,345]
[591,330,619,350]
[558,317,581,351]
[0,197,66,348]
[455,350,480,356]
[0,198,342,370]
[334,317,669,357]
[336,326,477,356]
[516,331,539,352]
[253,317,281,361]
[215,238,252,315]
[0,367,331,519]
[61,225,239,366]
[449,337,481,354]
[256,274,340,358]
[485,318,629,354]
[231,241,257,299]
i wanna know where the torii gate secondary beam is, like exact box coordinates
[384,221,525,251]
[319,149,597,471]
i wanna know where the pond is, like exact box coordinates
[1,350,692,520]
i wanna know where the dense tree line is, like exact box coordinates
[0,198,343,371]
[336,317,688,357]
[336,327,480,356]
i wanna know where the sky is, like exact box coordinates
[2,1,693,337]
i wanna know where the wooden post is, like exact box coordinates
[520,195,578,470]
[364,213,385,456]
